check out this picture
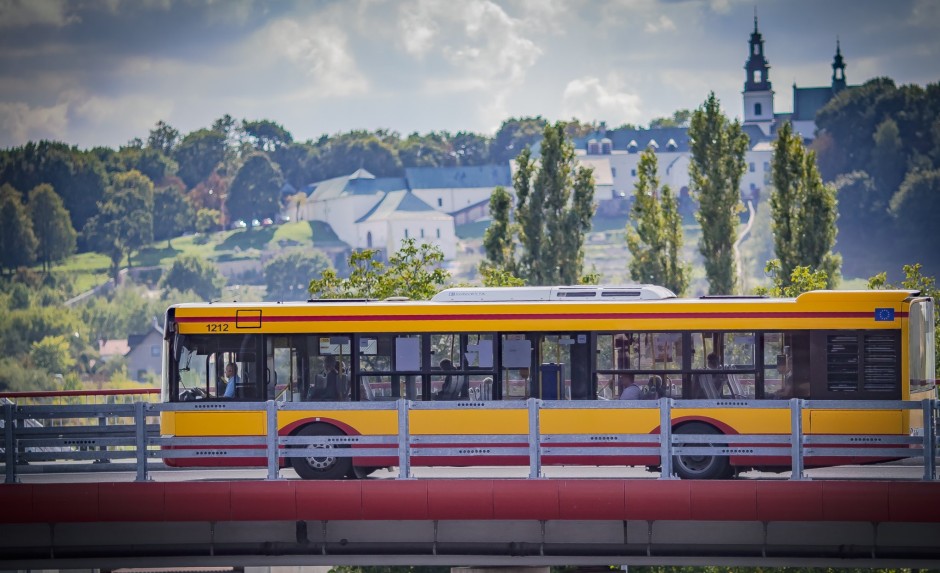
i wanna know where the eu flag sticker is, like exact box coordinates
[875,308,895,322]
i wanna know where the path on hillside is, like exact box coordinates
[734,199,756,291]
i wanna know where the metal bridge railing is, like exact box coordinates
[2,398,938,483]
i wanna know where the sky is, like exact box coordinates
[1,0,939,150]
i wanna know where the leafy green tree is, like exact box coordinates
[147,120,180,156]
[28,183,77,272]
[0,357,55,392]
[0,305,84,358]
[688,92,749,294]
[626,148,690,295]
[242,119,294,152]
[480,185,517,278]
[153,182,195,248]
[194,208,221,234]
[84,170,155,280]
[649,109,693,129]
[30,334,76,374]
[755,259,829,297]
[160,255,226,301]
[889,169,940,271]
[770,122,841,288]
[264,250,332,302]
[869,263,939,377]
[309,238,449,300]
[226,153,283,230]
[479,265,525,287]
[0,140,108,237]
[512,122,595,285]
[490,116,548,164]
[173,128,227,189]
[0,186,38,275]
[311,131,402,180]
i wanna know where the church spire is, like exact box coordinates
[832,37,847,92]
[744,13,772,92]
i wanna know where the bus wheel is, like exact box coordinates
[349,465,381,479]
[290,424,351,480]
[672,422,732,480]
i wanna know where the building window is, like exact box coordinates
[367,231,373,248]
[420,228,425,238]
[405,229,409,239]
[611,167,617,177]
[436,228,441,238]
[753,70,761,84]
[754,102,762,116]
[763,162,770,172]
[437,198,443,208]
[753,45,759,56]
[749,162,755,173]
[151,345,160,357]
[631,169,636,177]
[137,369,147,382]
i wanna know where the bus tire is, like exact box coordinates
[350,465,381,479]
[290,424,351,480]
[672,422,732,480]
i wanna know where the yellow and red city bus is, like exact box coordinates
[160,285,936,479]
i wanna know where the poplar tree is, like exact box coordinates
[770,121,841,287]
[512,122,595,285]
[626,148,690,295]
[28,184,77,273]
[688,93,749,294]
[481,185,516,276]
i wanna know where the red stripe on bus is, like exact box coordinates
[176,311,907,323]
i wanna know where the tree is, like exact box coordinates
[226,153,283,229]
[173,128,227,189]
[770,121,841,288]
[688,92,749,294]
[147,120,180,156]
[264,250,332,302]
[160,255,226,301]
[27,184,77,273]
[309,238,449,301]
[625,148,690,295]
[512,122,595,285]
[889,169,940,272]
[30,334,76,374]
[242,119,294,152]
[0,186,38,276]
[490,116,548,164]
[480,185,516,278]
[84,170,155,280]
[0,140,108,237]
[153,183,195,248]
[756,259,829,297]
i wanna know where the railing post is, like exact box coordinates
[3,402,15,484]
[658,397,674,479]
[135,401,148,482]
[265,400,279,480]
[789,398,806,480]
[528,398,541,479]
[398,399,411,479]
[924,398,937,481]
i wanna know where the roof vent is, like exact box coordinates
[431,285,676,302]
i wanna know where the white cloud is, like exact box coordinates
[0,0,77,28]
[0,101,69,146]
[561,76,643,126]
[250,15,369,98]
[645,15,676,34]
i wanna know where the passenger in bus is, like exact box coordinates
[773,353,796,398]
[307,355,343,401]
[435,358,458,400]
[645,375,665,399]
[222,363,239,398]
[619,373,642,400]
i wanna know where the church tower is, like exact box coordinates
[831,38,847,93]
[742,15,774,135]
